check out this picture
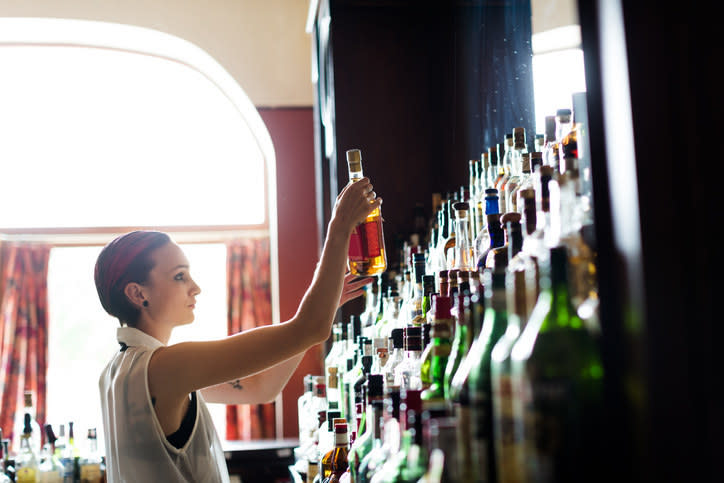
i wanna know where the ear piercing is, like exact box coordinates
[143,300,149,307]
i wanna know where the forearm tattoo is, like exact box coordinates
[229,379,243,390]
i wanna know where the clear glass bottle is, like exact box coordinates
[442,198,458,270]
[346,149,387,276]
[452,202,475,272]
[38,425,65,483]
[383,328,405,389]
[78,429,102,483]
[542,114,558,168]
[509,151,531,215]
[510,245,604,482]
[502,127,527,213]
[468,159,481,236]
[393,326,423,391]
[13,391,41,457]
[496,136,513,196]
[15,414,39,483]
[474,187,501,264]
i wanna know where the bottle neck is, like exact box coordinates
[349,168,364,181]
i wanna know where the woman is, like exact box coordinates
[96,177,380,482]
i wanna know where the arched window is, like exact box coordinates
[0,18,280,447]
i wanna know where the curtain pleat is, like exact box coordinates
[225,238,275,440]
[0,243,51,450]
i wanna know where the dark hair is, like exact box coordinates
[94,231,171,326]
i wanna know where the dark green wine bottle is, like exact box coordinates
[467,268,508,483]
[510,245,604,482]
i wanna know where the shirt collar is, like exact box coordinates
[117,326,165,350]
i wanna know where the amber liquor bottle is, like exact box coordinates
[346,149,387,276]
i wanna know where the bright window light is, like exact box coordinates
[531,26,587,134]
[46,243,228,453]
[0,45,266,228]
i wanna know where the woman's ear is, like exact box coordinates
[124,282,147,309]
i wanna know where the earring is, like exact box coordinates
[143,300,149,307]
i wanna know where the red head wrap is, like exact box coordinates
[94,230,170,319]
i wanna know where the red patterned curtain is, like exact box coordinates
[225,238,276,440]
[0,242,51,449]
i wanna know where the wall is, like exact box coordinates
[0,0,314,106]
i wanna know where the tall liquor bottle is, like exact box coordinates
[13,391,41,456]
[15,415,38,483]
[346,149,387,276]
[491,269,529,483]
[322,423,350,483]
[510,246,604,482]
[467,269,508,483]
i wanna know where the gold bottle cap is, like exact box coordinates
[481,152,490,169]
[513,127,526,149]
[519,188,535,199]
[346,148,362,170]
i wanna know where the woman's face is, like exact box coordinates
[143,242,201,326]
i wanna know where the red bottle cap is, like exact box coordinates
[433,295,452,319]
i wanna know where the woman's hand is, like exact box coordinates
[329,177,382,237]
[339,272,374,307]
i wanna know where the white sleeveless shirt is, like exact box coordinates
[99,327,230,483]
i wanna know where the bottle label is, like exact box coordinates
[349,220,382,261]
[16,467,37,483]
[494,373,524,483]
[456,405,474,483]
[80,463,101,481]
[471,393,492,483]
[523,377,573,483]
[306,461,318,483]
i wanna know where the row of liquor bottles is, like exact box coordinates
[1,392,104,483]
[293,96,603,482]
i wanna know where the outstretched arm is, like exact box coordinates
[201,274,373,404]
[148,178,381,421]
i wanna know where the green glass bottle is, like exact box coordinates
[421,297,453,404]
[419,321,433,387]
[467,268,508,483]
[510,245,604,482]
[447,277,484,483]
[444,285,471,401]
[348,374,384,482]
